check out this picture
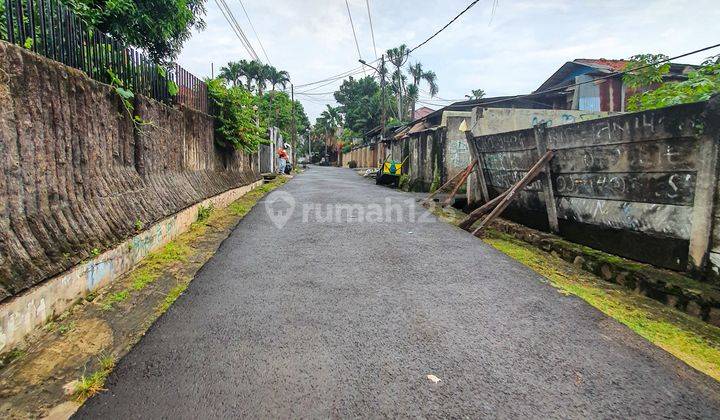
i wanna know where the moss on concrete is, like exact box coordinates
[484,231,720,382]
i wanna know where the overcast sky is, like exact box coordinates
[177,0,720,120]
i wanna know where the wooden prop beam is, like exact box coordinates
[458,189,510,230]
[472,150,555,236]
[441,160,478,207]
[421,160,477,206]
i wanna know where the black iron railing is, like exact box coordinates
[1,0,208,113]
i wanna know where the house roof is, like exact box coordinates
[535,58,699,93]
[574,58,630,72]
[412,106,435,120]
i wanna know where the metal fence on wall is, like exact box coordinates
[1,0,208,113]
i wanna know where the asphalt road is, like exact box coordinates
[76,166,720,418]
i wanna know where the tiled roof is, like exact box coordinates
[574,58,630,72]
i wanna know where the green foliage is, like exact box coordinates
[207,78,267,152]
[0,2,6,40]
[626,56,720,111]
[74,354,116,402]
[430,162,440,193]
[623,54,671,89]
[342,143,352,154]
[398,174,410,191]
[333,76,385,135]
[466,89,486,100]
[196,204,213,223]
[157,283,187,313]
[257,91,309,141]
[101,290,129,311]
[65,0,206,62]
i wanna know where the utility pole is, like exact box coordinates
[380,54,386,142]
[291,83,297,166]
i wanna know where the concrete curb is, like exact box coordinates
[0,180,264,354]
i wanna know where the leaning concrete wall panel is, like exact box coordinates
[467,101,716,272]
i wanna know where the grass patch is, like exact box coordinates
[57,321,76,335]
[484,231,720,381]
[100,291,130,311]
[129,242,190,291]
[74,354,115,402]
[0,348,26,368]
[157,283,189,314]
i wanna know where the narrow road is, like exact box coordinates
[76,166,720,418]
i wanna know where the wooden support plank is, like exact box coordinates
[535,124,559,233]
[472,150,555,235]
[687,132,719,273]
[421,160,476,206]
[441,160,478,207]
[466,131,490,203]
[458,189,510,230]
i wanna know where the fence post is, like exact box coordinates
[534,123,559,233]
[465,131,490,204]
[687,131,719,274]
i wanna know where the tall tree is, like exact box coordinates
[68,0,206,62]
[219,61,243,87]
[386,44,410,121]
[267,66,291,126]
[465,89,486,100]
[407,62,439,119]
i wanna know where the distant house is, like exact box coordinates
[412,106,435,121]
[533,58,696,112]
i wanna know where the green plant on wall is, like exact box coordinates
[430,161,440,193]
[624,53,720,111]
[207,78,267,152]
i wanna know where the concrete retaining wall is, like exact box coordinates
[0,41,261,349]
[0,180,262,352]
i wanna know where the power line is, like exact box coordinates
[345,0,366,76]
[366,0,378,59]
[214,0,260,61]
[474,42,720,109]
[408,0,482,54]
[238,0,271,64]
[295,0,481,88]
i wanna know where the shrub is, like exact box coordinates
[348,160,358,169]
[207,78,267,152]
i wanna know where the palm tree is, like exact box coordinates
[238,59,255,91]
[407,62,439,119]
[318,105,342,146]
[268,67,290,92]
[219,61,243,86]
[405,84,419,120]
[386,44,409,120]
[267,67,291,126]
[465,89,486,100]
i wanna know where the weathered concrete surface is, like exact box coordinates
[0,178,283,419]
[0,40,259,300]
[76,167,720,418]
[0,181,262,354]
[466,101,719,273]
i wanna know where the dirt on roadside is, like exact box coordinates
[0,177,287,419]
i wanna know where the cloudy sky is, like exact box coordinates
[177,0,720,120]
